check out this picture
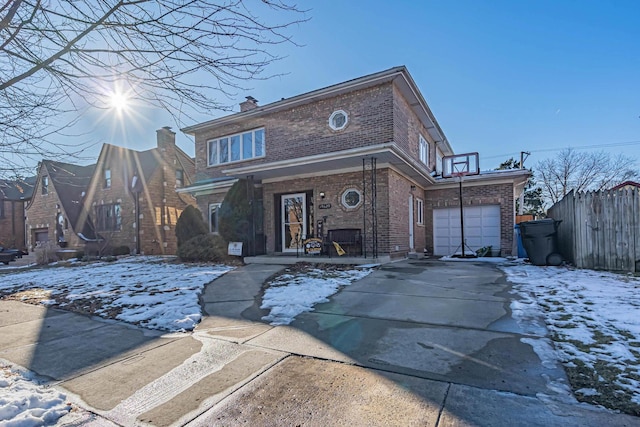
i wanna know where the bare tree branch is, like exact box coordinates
[536,148,640,207]
[0,0,307,177]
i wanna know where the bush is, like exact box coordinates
[177,234,232,263]
[218,179,259,254]
[113,245,130,256]
[175,205,208,247]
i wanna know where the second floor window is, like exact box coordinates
[104,169,111,188]
[42,176,49,195]
[176,169,184,188]
[208,128,264,166]
[95,203,121,231]
[419,135,429,167]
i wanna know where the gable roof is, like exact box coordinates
[610,181,640,190]
[0,176,35,200]
[44,160,96,231]
[181,66,453,155]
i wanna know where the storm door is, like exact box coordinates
[281,193,307,252]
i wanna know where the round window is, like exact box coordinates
[329,110,348,131]
[341,188,362,209]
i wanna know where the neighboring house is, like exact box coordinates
[181,66,529,259]
[0,177,35,250]
[25,161,95,250]
[610,181,640,191]
[26,127,196,255]
[79,127,196,255]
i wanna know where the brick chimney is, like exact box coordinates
[156,126,176,150]
[240,96,259,112]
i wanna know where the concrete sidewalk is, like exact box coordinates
[0,261,638,426]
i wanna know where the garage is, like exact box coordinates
[433,205,500,256]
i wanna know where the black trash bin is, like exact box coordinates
[519,219,562,266]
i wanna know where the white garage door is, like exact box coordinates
[433,205,500,256]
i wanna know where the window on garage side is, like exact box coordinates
[416,198,424,225]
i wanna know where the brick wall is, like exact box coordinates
[193,83,395,181]
[0,200,26,249]
[26,164,86,250]
[259,168,427,258]
[424,182,514,255]
[393,85,437,171]
[83,131,196,255]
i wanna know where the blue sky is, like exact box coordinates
[79,0,640,171]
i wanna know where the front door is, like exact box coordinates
[281,193,307,252]
[409,195,415,250]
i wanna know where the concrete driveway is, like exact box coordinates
[0,259,637,426]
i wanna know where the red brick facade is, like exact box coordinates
[425,182,515,256]
[83,128,196,255]
[25,128,196,255]
[183,67,526,259]
[0,200,27,249]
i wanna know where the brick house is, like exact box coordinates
[25,161,95,250]
[26,127,196,255]
[0,177,35,250]
[181,66,529,259]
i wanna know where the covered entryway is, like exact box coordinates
[281,193,307,252]
[433,205,500,256]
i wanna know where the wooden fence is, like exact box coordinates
[547,189,640,272]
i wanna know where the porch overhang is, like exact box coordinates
[222,143,437,187]
[176,177,238,197]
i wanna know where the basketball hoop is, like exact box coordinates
[441,152,481,258]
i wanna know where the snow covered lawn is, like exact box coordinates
[0,256,233,332]
[500,262,640,416]
[0,364,72,426]
[261,264,374,325]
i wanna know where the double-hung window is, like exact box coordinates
[176,169,184,188]
[104,169,111,188]
[419,135,429,167]
[208,128,265,166]
[95,203,122,231]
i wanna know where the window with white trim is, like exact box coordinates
[419,135,429,167]
[208,128,264,166]
[329,110,348,131]
[436,149,444,174]
[416,198,424,225]
[341,188,362,209]
[209,203,221,233]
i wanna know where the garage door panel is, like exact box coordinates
[433,205,501,256]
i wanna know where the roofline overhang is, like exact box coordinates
[180,67,451,153]
[176,178,239,195]
[430,169,531,190]
[220,143,436,187]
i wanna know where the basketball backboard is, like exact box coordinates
[441,152,480,178]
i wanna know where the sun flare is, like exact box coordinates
[109,91,130,112]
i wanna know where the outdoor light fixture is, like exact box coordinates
[410,185,416,191]
[319,192,325,199]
